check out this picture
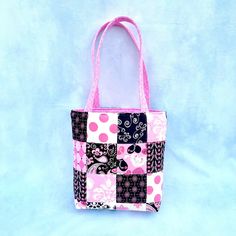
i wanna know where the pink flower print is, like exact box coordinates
[92,148,103,157]
[87,157,94,165]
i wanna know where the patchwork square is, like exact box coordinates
[147,141,165,173]
[146,202,161,212]
[146,172,163,203]
[71,110,167,212]
[116,203,146,211]
[147,112,167,142]
[73,141,87,172]
[74,199,87,209]
[86,173,116,208]
[117,113,147,144]
[86,202,114,210]
[117,143,147,174]
[87,112,118,143]
[71,111,88,142]
[116,174,147,203]
[73,169,86,202]
[86,143,117,174]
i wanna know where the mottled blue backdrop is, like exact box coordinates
[0,0,235,236]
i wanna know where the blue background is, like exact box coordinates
[0,0,235,235]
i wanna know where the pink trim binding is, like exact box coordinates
[73,108,166,115]
[91,21,150,109]
[84,16,149,112]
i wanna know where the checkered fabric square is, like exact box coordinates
[71,110,167,212]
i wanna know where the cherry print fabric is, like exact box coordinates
[71,111,167,212]
[117,143,147,174]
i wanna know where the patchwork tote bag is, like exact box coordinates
[70,16,167,212]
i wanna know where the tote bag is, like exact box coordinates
[70,16,167,212]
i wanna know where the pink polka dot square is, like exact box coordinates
[86,173,116,206]
[87,112,118,143]
[146,172,163,203]
[117,143,147,174]
[147,112,167,142]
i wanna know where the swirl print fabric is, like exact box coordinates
[71,110,167,212]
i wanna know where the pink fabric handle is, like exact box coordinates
[91,21,150,109]
[85,16,149,112]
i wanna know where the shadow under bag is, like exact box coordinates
[70,16,167,212]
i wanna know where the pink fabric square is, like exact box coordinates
[146,172,163,203]
[73,141,87,172]
[117,143,147,174]
[87,174,116,206]
[116,203,146,211]
[74,199,87,209]
[87,112,118,143]
[147,112,167,142]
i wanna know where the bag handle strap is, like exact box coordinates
[84,16,149,112]
[91,21,150,109]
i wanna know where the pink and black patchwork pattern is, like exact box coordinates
[71,111,88,142]
[117,113,147,143]
[70,110,167,212]
[116,174,147,203]
[86,143,117,174]
[146,202,161,212]
[86,202,111,209]
[147,141,165,173]
[73,169,86,202]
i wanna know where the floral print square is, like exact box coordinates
[87,112,118,143]
[147,112,167,142]
[86,173,116,207]
[86,143,117,174]
[117,143,147,174]
[146,172,163,203]
[73,140,87,172]
[116,174,147,203]
[117,113,147,144]
[71,111,88,142]
[147,141,165,173]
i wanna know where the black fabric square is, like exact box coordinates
[116,174,147,203]
[73,168,86,202]
[86,143,117,174]
[71,111,88,142]
[147,141,165,173]
[117,113,147,144]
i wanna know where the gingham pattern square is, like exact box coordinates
[71,110,167,212]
